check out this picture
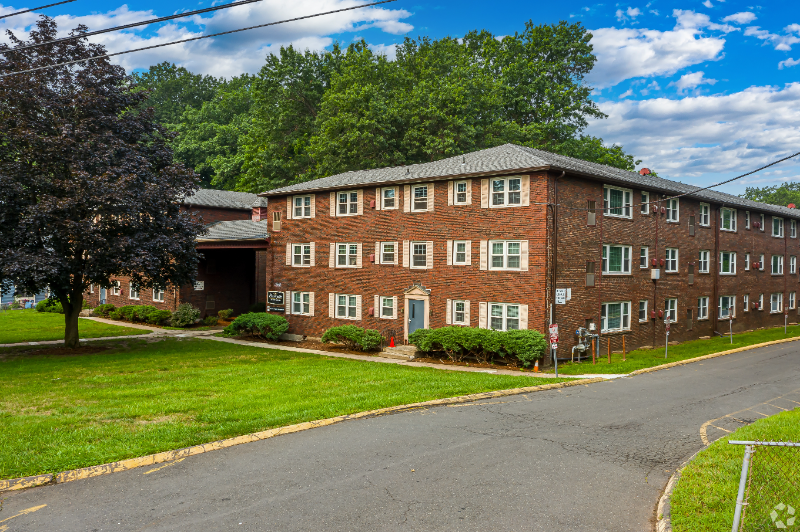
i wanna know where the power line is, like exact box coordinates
[0,0,396,77]
[0,0,76,20]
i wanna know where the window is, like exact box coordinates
[665,248,678,272]
[491,178,522,207]
[453,241,468,265]
[699,203,710,226]
[337,243,358,267]
[640,192,649,214]
[719,251,736,275]
[153,288,165,302]
[587,200,597,226]
[771,293,783,314]
[664,298,677,322]
[743,294,749,312]
[639,300,648,322]
[791,292,797,310]
[601,301,631,332]
[129,284,139,300]
[112,281,120,296]
[412,185,429,211]
[380,242,396,265]
[453,300,467,325]
[293,244,311,266]
[336,294,358,319]
[602,244,632,274]
[640,247,649,269]
[759,293,764,310]
[698,297,709,320]
[745,211,750,229]
[490,241,522,270]
[792,256,797,274]
[272,211,281,231]
[721,208,736,231]
[772,255,784,275]
[603,185,632,218]
[666,198,679,222]
[773,217,784,237]
[454,181,469,204]
[412,242,428,268]
[760,254,765,271]
[292,292,311,315]
[760,213,765,232]
[382,188,396,209]
[90,284,94,294]
[489,303,520,331]
[745,253,751,271]
[380,296,395,319]
[338,191,359,215]
[699,250,710,273]
[792,220,797,238]
[719,295,735,319]
[293,195,312,218]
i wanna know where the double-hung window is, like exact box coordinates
[699,250,710,273]
[719,295,735,319]
[760,254,765,271]
[791,292,797,310]
[792,220,798,238]
[603,185,632,218]
[745,253,751,270]
[699,203,710,226]
[382,188,396,209]
[664,298,677,322]
[640,192,649,214]
[452,300,467,325]
[453,241,469,265]
[791,256,797,274]
[153,288,165,302]
[454,181,469,204]
[771,293,783,313]
[773,217,784,237]
[293,244,311,266]
[338,191,359,215]
[760,213,765,232]
[380,296,395,319]
[721,208,736,231]
[412,242,428,268]
[743,294,750,312]
[666,198,679,222]
[601,301,630,332]
[491,178,522,207]
[412,185,429,211]
[639,300,648,322]
[380,242,396,265]
[640,247,649,269]
[337,243,359,267]
[129,284,139,300]
[292,292,311,315]
[719,251,736,275]
[336,294,358,319]
[698,297,709,320]
[490,241,522,270]
[745,211,750,229]
[772,255,784,275]
[293,195,312,218]
[602,245,631,274]
[489,303,520,331]
[759,294,764,310]
[665,248,678,272]
[112,281,120,296]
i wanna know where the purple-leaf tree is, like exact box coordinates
[0,17,205,348]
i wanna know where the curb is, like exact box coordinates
[0,377,604,494]
[655,447,706,532]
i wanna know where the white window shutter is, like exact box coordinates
[404,186,411,213]
[286,197,293,220]
[520,304,528,330]
[464,300,471,325]
[329,192,336,217]
[355,295,362,320]
[393,187,400,208]
[481,179,489,208]
[329,293,334,318]
[310,242,316,267]
[392,296,398,319]
[374,295,379,316]
[329,243,335,268]
[357,189,363,215]
[447,240,453,265]
[375,188,382,210]
[285,243,291,266]
[466,179,472,205]
[393,241,399,265]
[466,240,472,265]
[356,243,363,268]
[521,240,529,271]
[446,299,452,324]
[479,302,487,328]
[309,293,315,317]
[310,194,316,218]
[447,181,454,205]
[426,241,434,269]
[375,241,380,259]
[285,292,291,315]
[480,240,488,270]
[521,175,530,207]
[403,240,409,268]
[427,184,434,211]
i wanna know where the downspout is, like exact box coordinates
[653,196,659,348]
[713,206,720,333]
[552,171,566,336]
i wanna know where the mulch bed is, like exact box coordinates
[412,356,539,373]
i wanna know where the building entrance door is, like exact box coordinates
[100,288,106,304]
[408,299,425,335]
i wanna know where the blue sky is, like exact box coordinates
[2,0,799,194]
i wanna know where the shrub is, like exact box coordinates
[321,325,383,352]
[222,312,288,340]
[248,302,266,313]
[409,326,547,366]
[93,303,115,317]
[35,299,63,313]
[217,308,234,320]
[202,315,219,326]
[170,303,201,328]
[133,305,158,322]
[146,309,172,325]
[119,305,138,321]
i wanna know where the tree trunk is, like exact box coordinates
[64,303,82,348]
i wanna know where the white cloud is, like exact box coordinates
[779,57,800,69]
[620,88,634,98]
[368,42,397,59]
[585,83,800,179]
[640,80,660,95]
[616,6,642,22]
[703,0,713,8]
[722,12,757,24]
[668,70,717,93]
[744,25,800,51]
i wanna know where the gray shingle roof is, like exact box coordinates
[197,220,270,242]
[260,143,800,219]
[182,188,259,210]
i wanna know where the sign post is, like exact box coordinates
[549,324,559,377]
[664,316,670,359]
[729,307,734,344]
[785,308,788,335]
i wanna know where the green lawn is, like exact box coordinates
[0,337,569,480]
[0,309,144,344]
[548,325,800,374]
[671,407,800,532]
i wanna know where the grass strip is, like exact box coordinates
[548,324,800,374]
[0,309,144,344]
[670,407,800,532]
[0,337,570,480]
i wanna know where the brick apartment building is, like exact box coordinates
[261,143,800,356]
[84,189,269,316]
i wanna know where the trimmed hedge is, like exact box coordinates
[100,304,170,325]
[35,299,63,313]
[409,326,547,367]
[222,312,288,340]
[171,303,201,328]
[202,315,219,326]
[217,309,234,320]
[321,325,383,352]
[93,303,115,317]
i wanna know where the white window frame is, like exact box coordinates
[698,297,709,320]
[490,177,523,208]
[153,288,165,302]
[112,281,120,296]
[381,188,397,210]
[411,184,430,212]
[640,191,649,214]
[602,244,632,275]
[452,300,467,325]
[745,253,750,271]
[489,240,523,271]
[292,292,312,315]
[337,191,360,216]
[292,243,312,267]
[743,294,750,312]
[699,250,710,273]
[760,254,765,271]
[292,195,312,219]
[772,255,784,275]
[791,256,797,274]
[411,241,428,269]
[664,298,677,322]
[719,251,736,275]
[489,302,521,331]
[454,181,469,205]
[699,203,710,226]
[760,213,765,232]
[379,242,396,265]
[380,296,396,319]
[759,293,764,310]
[770,293,783,314]
[720,207,737,232]
[453,240,469,265]
[791,292,797,310]
[601,301,631,332]
[772,216,784,238]
[129,284,140,300]
[639,247,649,269]
[665,248,679,273]
[666,198,679,223]
[603,185,632,219]
[638,300,648,322]
[336,243,359,268]
[90,284,94,294]
[745,211,750,229]
[335,294,359,320]
[792,219,797,238]
[719,295,735,319]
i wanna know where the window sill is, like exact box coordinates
[665,271,680,274]
[603,214,633,220]
[335,265,360,269]
[335,316,360,321]
[697,317,710,321]
[291,265,312,268]
[409,209,432,213]
[336,213,361,217]
[380,206,399,210]
[290,313,312,317]
[666,220,680,224]
[453,263,470,267]
[489,204,523,209]
[292,215,313,220]
[600,329,632,336]
[720,273,737,276]
[720,229,737,233]
[453,203,470,207]
[379,316,398,320]
[602,272,631,276]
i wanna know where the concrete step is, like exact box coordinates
[381,345,418,360]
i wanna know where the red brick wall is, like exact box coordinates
[179,248,260,317]
[84,280,179,311]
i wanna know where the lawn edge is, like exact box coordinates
[655,447,706,532]
[0,377,603,493]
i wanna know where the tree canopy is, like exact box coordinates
[742,182,800,207]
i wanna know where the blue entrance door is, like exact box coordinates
[408,299,425,335]
[100,288,107,304]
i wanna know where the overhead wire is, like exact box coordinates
[0,0,76,20]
